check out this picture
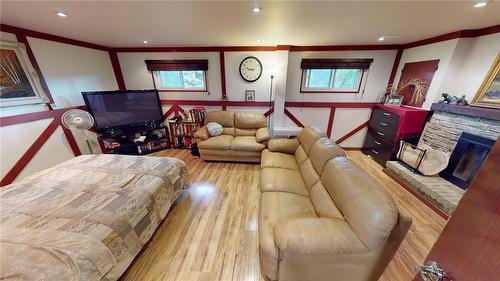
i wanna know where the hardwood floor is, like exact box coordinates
[121,149,446,281]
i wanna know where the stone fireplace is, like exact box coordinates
[386,103,500,215]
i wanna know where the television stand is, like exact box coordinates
[97,126,170,155]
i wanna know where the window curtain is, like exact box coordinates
[300,58,373,69]
[145,60,209,71]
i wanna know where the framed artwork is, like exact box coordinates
[385,95,403,106]
[396,60,439,107]
[245,90,255,102]
[0,40,49,107]
[471,53,500,109]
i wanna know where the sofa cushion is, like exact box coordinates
[235,128,257,136]
[309,137,346,176]
[299,159,321,190]
[261,149,299,170]
[204,111,235,127]
[206,122,223,136]
[198,135,234,150]
[297,126,325,155]
[259,192,317,280]
[261,168,309,196]
[230,136,266,152]
[321,157,398,250]
[309,181,344,219]
[234,112,267,129]
[295,145,308,164]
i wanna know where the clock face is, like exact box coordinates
[239,56,262,82]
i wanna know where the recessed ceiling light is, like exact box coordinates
[378,37,385,41]
[474,2,487,7]
[142,40,150,44]
[256,38,262,43]
[252,6,262,13]
[54,11,68,17]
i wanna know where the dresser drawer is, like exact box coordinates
[367,124,396,143]
[371,108,400,128]
[369,118,398,134]
[364,131,394,150]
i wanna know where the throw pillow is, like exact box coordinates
[206,122,223,136]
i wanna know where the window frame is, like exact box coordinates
[300,68,365,94]
[152,70,208,92]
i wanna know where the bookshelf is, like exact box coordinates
[168,107,205,149]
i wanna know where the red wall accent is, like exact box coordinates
[326,108,336,138]
[160,99,272,107]
[387,48,404,88]
[284,108,305,127]
[335,121,369,145]
[219,51,227,99]
[109,50,126,90]
[0,106,85,127]
[0,118,60,186]
[0,24,109,51]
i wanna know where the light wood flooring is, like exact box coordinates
[121,149,447,281]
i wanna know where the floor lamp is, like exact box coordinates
[268,74,274,129]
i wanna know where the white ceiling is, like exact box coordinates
[1,1,499,47]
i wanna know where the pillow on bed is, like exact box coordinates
[206,122,223,136]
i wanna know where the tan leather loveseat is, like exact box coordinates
[193,111,270,162]
[259,127,412,281]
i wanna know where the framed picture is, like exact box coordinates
[385,95,403,106]
[0,40,49,107]
[471,53,500,109]
[245,90,255,102]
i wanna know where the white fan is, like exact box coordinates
[61,109,95,154]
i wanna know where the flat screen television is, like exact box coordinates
[82,89,163,132]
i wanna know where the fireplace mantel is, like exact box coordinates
[430,103,500,121]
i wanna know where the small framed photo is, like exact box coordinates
[385,95,403,106]
[245,90,255,102]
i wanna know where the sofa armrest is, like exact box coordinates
[193,126,209,141]
[256,127,271,143]
[267,139,299,154]
[274,217,369,255]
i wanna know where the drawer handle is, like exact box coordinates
[376,131,385,136]
[374,140,382,145]
[380,122,388,126]
[383,112,391,116]
[371,149,379,154]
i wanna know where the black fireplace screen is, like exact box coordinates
[440,132,495,190]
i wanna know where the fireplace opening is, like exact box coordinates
[440,132,495,190]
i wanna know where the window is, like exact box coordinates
[300,58,373,93]
[145,60,208,92]
[158,70,206,90]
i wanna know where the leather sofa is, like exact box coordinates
[259,126,412,281]
[193,110,270,162]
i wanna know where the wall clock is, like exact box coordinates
[239,56,262,82]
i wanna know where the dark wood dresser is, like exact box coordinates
[362,104,429,166]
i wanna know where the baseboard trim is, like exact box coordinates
[383,168,450,220]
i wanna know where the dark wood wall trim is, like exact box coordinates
[0,24,109,51]
[219,51,227,99]
[387,48,404,88]
[402,24,500,49]
[108,50,126,90]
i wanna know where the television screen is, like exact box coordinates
[82,90,163,131]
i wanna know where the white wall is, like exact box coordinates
[438,33,500,102]
[283,50,397,146]
[393,33,500,109]
[28,37,118,108]
[118,52,221,101]
[0,32,118,183]
[118,50,290,128]
[393,39,459,109]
